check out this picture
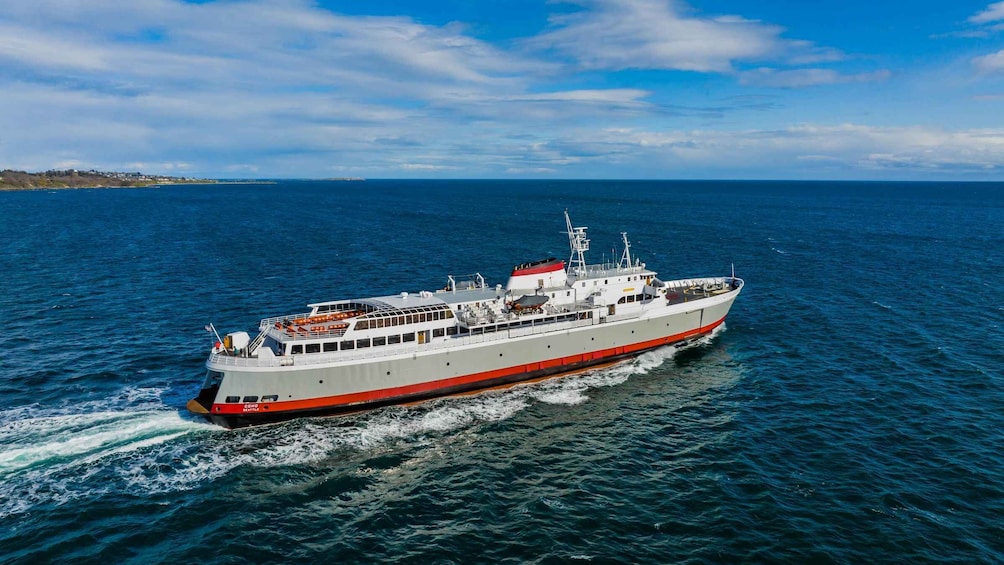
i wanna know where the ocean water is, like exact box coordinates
[0,180,1002,563]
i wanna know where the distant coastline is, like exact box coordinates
[0,170,371,190]
[0,169,219,191]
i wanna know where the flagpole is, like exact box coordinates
[206,323,225,350]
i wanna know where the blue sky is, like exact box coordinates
[1,0,1003,179]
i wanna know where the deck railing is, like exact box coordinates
[208,315,602,368]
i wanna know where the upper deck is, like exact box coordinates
[206,211,742,370]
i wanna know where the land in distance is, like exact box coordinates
[0,169,216,190]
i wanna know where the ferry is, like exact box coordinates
[187,212,744,428]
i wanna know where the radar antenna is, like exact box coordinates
[619,232,632,269]
[564,210,589,276]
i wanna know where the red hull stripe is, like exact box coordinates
[510,261,565,276]
[212,315,726,416]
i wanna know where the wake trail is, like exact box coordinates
[0,327,726,518]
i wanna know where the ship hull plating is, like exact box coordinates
[198,292,737,429]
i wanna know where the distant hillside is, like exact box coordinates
[0,169,213,190]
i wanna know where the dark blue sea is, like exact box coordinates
[1,180,1002,563]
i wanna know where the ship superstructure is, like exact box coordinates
[188,212,744,428]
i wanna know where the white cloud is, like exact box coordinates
[974,50,1004,73]
[969,1,1004,24]
[533,124,1004,177]
[530,0,840,73]
[506,167,559,174]
[509,89,651,103]
[739,68,891,88]
[398,163,458,171]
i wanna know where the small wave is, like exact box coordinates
[771,247,789,255]
[872,301,892,310]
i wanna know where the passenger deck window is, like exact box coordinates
[341,341,355,350]
[323,342,337,352]
[357,338,371,348]
[225,396,240,403]
[403,333,415,342]
[373,336,386,346]
[291,344,303,354]
[306,343,320,354]
[242,395,258,403]
[388,334,401,344]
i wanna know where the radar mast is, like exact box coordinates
[564,210,589,276]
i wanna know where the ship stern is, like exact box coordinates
[187,369,224,421]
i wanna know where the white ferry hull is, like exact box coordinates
[194,286,740,429]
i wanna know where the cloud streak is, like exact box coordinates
[973,49,1004,73]
[969,1,1004,24]
[739,68,891,88]
[531,0,840,73]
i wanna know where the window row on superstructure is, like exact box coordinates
[355,304,454,330]
[617,292,655,304]
[280,309,593,356]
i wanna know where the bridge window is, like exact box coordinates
[242,395,258,403]
[225,396,240,403]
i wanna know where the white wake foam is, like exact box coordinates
[0,329,727,518]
